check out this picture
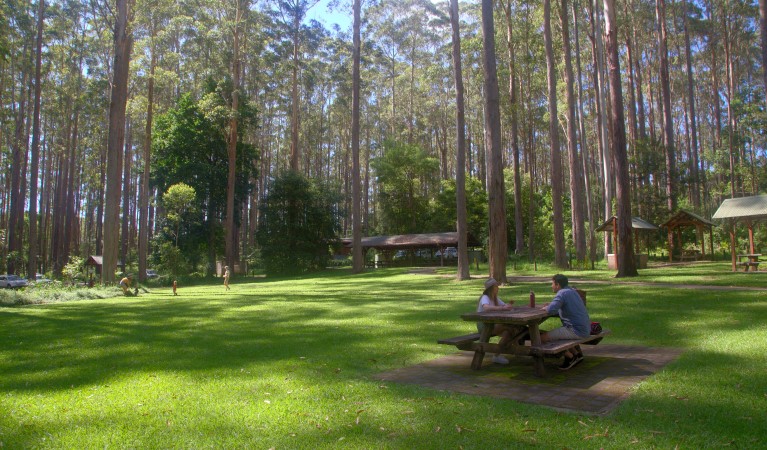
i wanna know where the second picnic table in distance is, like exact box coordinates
[736,254,761,271]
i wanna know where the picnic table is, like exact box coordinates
[736,254,761,271]
[679,249,701,261]
[439,306,609,377]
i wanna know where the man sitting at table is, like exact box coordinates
[539,274,591,371]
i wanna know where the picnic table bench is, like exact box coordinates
[438,327,611,376]
[679,249,701,261]
[439,303,609,377]
[736,254,761,271]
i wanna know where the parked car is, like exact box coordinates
[0,274,29,289]
[436,247,458,259]
[145,269,159,279]
[35,273,53,284]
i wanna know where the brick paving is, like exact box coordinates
[374,344,683,415]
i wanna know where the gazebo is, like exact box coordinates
[659,210,715,262]
[595,216,659,269]
[712,194,767,271]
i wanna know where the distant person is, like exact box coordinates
[540,274,591,371]
[173,280,178,296]
[476,278,516,365]
[223,266,230,291]
[119,275,132,296]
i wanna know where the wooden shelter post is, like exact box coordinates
[730,222,737,271]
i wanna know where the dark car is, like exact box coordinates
[0,274,29,289]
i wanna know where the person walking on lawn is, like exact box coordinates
[540,274,590,370]
[223,266,230,291]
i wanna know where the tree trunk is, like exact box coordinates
[290,11,300,172]
[761,0,767,111]
[656,0,676,212]
[481,0,508,282]
[544,0,567,268]
[103,0,133,284]
[573,0,597,268]
[450,0,470,280]
[503,0,524,256]
[138,34,155,284]
[351,0,364,274]
[226,2,244,273]
[8,45,28,276]
[27,0,44,279]
[589,0,611,257]
[604,0,637,277]
[683,0,700,209]
[121,122,132,269]
[561,0,586,266]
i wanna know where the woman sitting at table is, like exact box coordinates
[477,278,516,365]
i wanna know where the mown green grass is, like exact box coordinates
[438,259,767,288]
[1,266,766,448]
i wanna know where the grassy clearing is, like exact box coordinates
[1,267,766,448]
[437,259,767,288]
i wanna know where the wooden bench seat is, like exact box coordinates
[437,329,611,357]
[736,261,760,271]
[530,329,611,356]
[437,333,481,346]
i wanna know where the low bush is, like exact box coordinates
[0,284,122,307]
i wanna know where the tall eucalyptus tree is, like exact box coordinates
[480,0,507,282]
[604,0,636,277]
[102,0,134,284]
[561,0,586,266]
[449,0,470,280]
[351,0,363,273]
[544,0,567,268]
[27,0,44,279]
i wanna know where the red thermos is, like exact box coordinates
[529,291,535,308]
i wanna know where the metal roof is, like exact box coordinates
[342,232,480,249]
[712,195,767,220]
[595,216,659,232]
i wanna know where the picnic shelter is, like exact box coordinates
[712,194,767,271]
[595,216,658,269]
[342,232,481,267]
[659,210,715,262]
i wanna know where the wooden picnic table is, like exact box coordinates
[438,306,609,377]
[736,254,761,271]
[458,307,550,376]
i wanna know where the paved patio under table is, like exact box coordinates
[374,344,683,415]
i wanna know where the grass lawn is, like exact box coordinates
[1,264,766,448]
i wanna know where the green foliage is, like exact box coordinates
[429,176,488,238]
[62,256,84,283]
[157,242,187,278]
[151,92,258,272]
[256,171,341,275]
[162,182,198,247]
[371,140,439,234]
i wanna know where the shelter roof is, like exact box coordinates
[85,255,103,266]
[595,216,659,232]
[342,232,480,250]
[660,210,715,228]
[712,195,767,221]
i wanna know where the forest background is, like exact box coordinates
[2,0,767,282]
